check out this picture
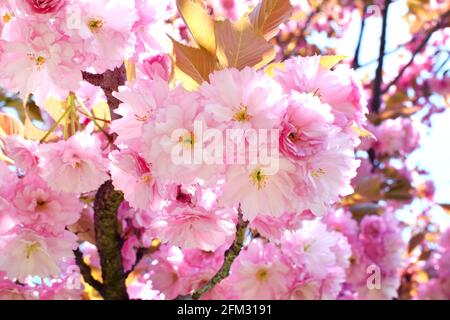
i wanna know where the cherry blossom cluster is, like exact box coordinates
[3,0,444,301]
[0,0,175,107]
[417,227,450,299]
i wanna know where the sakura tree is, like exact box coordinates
[0,0,448,300]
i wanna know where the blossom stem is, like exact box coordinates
[93,180,128,300]
[178,208,249,300]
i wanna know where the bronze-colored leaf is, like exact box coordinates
[408,232,425,253]
[249,0,293,39]
[349,203,383,222]
[0,113,24,137]
[171,38,217,90]
[439,203,450,215]
[176,0,216,54]
[215,17,275,70]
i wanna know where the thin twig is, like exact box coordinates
[371,0,392,113]
[381,10,450,94]
[352,3,368,69]
[176,207,249,300]
[74,248,103,294]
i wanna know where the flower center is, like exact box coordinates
[178,132,195,146]
[250,169,268,190]
[88,18,104,33]
[28,53,46,70]
[2,12,13,23]
[36,199,47,211]
[233,105,251,122]
[142,173,152,184]
[311,168,325,178]
[256,268,269,281]
[25,241,41,259]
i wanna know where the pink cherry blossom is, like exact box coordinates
[0,227,77,282]
[4,135,39,174]
[226,239,292,299]
[279,92,337,161]
[152,204,235,251]
[13,174,82,233]
[218,158,298,221]
[112,77,171,152]
[63,0,138,73]
[200,67,284,131]
[275,55,367,129]
[38,132,109,194]
[18,0,67,15]
[110,149,162,210]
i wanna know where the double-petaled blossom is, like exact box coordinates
[275,55,367,129]
[0,227,77,282]
[38,132,109,194]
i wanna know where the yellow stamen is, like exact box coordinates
[257,269,268,281]
[233,105,251,122]
[88,18,104,33]
[2,12,13,23]
[142,174,152,184]
[26,242,41,259]
[311,168,325,178]
[250,169,268,190]
[178,132,195,146]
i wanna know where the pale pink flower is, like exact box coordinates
[275,55,367,129]
[219,158,298,221]
[112,77,171,152]
[281,220,338,278]
[148,245,191,299]
[18,0,66,15]
[0,17,82,105]
[132,0,172,59]
[374,118,421,156]
[110,149,162,210]
[280,92,336,161]
[64,0,138,73]
[152,204,235,251]
[38,132,109,194]
[250,211,308,242]
[141,89,216,184]
[5,135,39,173]
[294,134,360,216]
[200,67,284,131]
[13,174,82,233]
[227,240,292,299]
[138,54,171,81]
[0,227,77,282]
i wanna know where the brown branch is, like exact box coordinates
[371,0,392,113]
[352,4,368,69]
[74,248,103,294]
[93,180,128,300]
[381,10,450,94]
[176,208,249,300]
[82,65,127,121]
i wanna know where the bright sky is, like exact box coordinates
[334,0,450,206]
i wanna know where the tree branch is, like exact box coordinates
[381,10,450,94]
[176,208,249,300]
[352,4,368,69]
[371,0,391,113]
[74,248,103,294]
[82,65,127,121]
[93,180,128,300]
